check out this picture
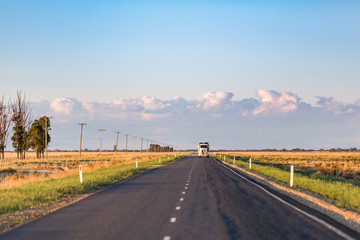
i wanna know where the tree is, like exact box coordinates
[11,91,32,159]
[29,116,51,159]
[0,96,11,159]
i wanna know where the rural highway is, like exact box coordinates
[1,155,359,240]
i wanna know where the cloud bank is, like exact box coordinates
[31,89,360,150]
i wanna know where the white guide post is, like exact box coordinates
[233,156,235,164]
[136,158,138,168]
[224,155,225,161]
[159,157,161,163]
[249,158,252,169]
[290,165,294,187]
[79,165,83,184]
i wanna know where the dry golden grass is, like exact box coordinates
[219,151,360,175]
[0,152,186,190]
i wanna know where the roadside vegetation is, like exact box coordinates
[0,152,188,215]
[214,152,360,212]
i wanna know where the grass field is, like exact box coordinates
[215,152,360,212]
[0,152,183,188]
[220,151,360,176]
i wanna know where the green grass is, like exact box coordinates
[214,153,360,212]
[0,155,184,215]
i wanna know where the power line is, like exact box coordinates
[114,131,121,154]
[124,134,129,154]
[98,129,106,155]
[78,123,87,157]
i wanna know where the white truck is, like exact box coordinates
[198,141,209,158]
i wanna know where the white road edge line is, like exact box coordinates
[170,217,176,223]
[212,157,355,240]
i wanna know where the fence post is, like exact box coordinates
[249,158,252,169]
[79,165,83,184]
[233,156,235,164]
[290,165,294,187]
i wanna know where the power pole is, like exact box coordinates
[78,123,87,157]
[114,131,121,154]
[44,116,52,160]
[141,137,143,153]
[98,129,106,155]
[133,136,136,152]
[124,134,129,154]
[146,139,149,152]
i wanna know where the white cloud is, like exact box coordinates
[50,97,77,115]
[253,89,301,116]
[29,90,360,150]
[82,102,96,114]
[193,91,233,111]
[317,96,360,115]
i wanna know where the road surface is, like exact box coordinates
[1,155,359,240]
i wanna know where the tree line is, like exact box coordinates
[0,91,51,159]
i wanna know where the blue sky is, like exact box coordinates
[1,1,360,150]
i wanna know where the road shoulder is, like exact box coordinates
[218,159,360,234]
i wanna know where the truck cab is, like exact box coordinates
[198,141,209,158]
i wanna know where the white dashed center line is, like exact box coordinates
[176,206,181,210]
[182,191,186,194]
[164,236,171,240]
[180,198,184,201]
[170,217,176,223]
[185,187,188,189]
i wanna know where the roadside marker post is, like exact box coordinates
[168,156,170,160]
[79,165,83,184]
[224,155,225,161]
[136,158,138,168]
[233,156,235,164]
[159,157,161,163]
[249,158,252,169]
[290,165,294,187]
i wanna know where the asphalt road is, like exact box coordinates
[1,155,359,240]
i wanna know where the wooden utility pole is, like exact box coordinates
[78,123,87,157]
[124,134,129,154]
[141,138,143,153]
[133,136,136,152]
[146,139,149,152]
[114,131,121,154]
[98,129,106,155]
[45,116,52,160]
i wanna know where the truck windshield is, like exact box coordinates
[200,145,208,148]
